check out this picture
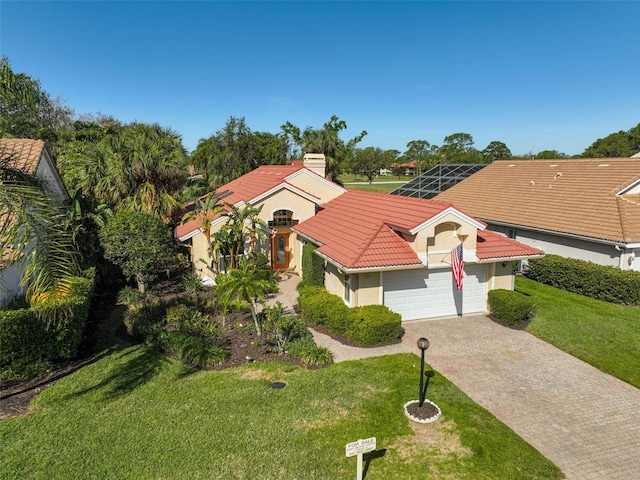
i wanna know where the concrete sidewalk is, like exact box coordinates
[272,274,640,479]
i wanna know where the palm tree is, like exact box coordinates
[216,204,268,269]
[181,194,225,267]
[62,122,188,221]
[215,258,276,336]
[0,155,79,306]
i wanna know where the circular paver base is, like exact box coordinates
[403,400,442,424]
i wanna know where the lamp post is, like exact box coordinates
[417,337,430,407]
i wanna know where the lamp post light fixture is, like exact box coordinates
[417,337,430,407]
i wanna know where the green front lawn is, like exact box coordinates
[346,183,405,194]
[518,277,640,388]
[338,173,416,183]
[0,347,562,479]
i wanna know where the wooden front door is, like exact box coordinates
[273,233,289,270]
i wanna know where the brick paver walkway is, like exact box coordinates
[273,274,640,479]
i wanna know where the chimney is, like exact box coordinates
[303,153,326,178]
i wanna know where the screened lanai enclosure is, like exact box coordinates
[390,164,487,199]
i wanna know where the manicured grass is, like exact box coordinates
[338,173,416,183]
[0,347,562,479]
[346,183,405,194]
[517,277,640,388]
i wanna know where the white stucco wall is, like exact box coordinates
[0,262,25,306]
[488,224,629,269]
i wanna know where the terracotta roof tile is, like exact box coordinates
[476,230,542,260]
[294,191,453,269]
[176,165,309,239]
[436,158,640,243]
[0,139,45,173]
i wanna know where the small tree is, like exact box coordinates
[215,257,277,336]
[99,211,177,292]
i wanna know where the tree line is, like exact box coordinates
[1,54,639,311]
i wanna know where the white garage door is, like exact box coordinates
[383,266,487,321]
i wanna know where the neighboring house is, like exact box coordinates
[0,139,69,306]
[388,160,418,176]
[178,154,541,321]
[435,158,640,271]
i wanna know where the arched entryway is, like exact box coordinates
[268,209,298,270]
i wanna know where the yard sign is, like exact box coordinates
[345,437,376,480]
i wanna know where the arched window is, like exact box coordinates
[268,209,294,227]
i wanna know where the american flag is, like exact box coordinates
[451,242,464,291]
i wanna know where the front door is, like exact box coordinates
[273,233,289,270]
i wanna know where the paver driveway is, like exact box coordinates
[275,274,640,479]
[312,315,640,480]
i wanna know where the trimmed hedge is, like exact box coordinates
[349,305,402,346]
[302,243,325,287]
[0,272,95,379]
[527,254,640,305]
[488,289,536,326]
[298,287,402,346]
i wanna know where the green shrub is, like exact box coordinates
[299,345,333,366]
[166,303,220,339]
[123,301,167,342]
[298,289,353,334]
[527,254,640,305]
[155,330,227,368]
[117,286,145,305]
[262,303,311,353]
[0,272,95,380]
[349,305,402,346]
[488,289,536,326]
[298,288,401,346]
[302,243,325,286]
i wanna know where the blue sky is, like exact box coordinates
[1,1,639,156]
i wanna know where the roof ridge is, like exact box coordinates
[349,221,390,264]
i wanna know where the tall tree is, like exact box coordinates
[59,122,188,220]
[0,56,74,148]
[351,147,391,183]
[482,141,512,162]
[582,123,640,158]
[403,140,440,172]
[99,211,178,293]
[282,115,367,181]
[190,117,287,185]
[180,195,226,269]
[440,133,483,164]
[536,150,569,159]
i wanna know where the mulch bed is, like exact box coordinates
[405,400,440,421]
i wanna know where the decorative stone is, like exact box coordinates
[403,399,441,424]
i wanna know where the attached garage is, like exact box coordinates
[383,265,488,320]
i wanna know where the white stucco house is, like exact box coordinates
[177,155,541,321]
[436,158,640,270]
[0,139,68,306]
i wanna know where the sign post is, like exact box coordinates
[345,437,376,480]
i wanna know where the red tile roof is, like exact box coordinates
[476,230,542,260]
[0,139,45,173]
[176,164,312,239]
[294,190,541,269]
[293,190,453,268]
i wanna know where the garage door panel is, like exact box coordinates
[383,266,487,321]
